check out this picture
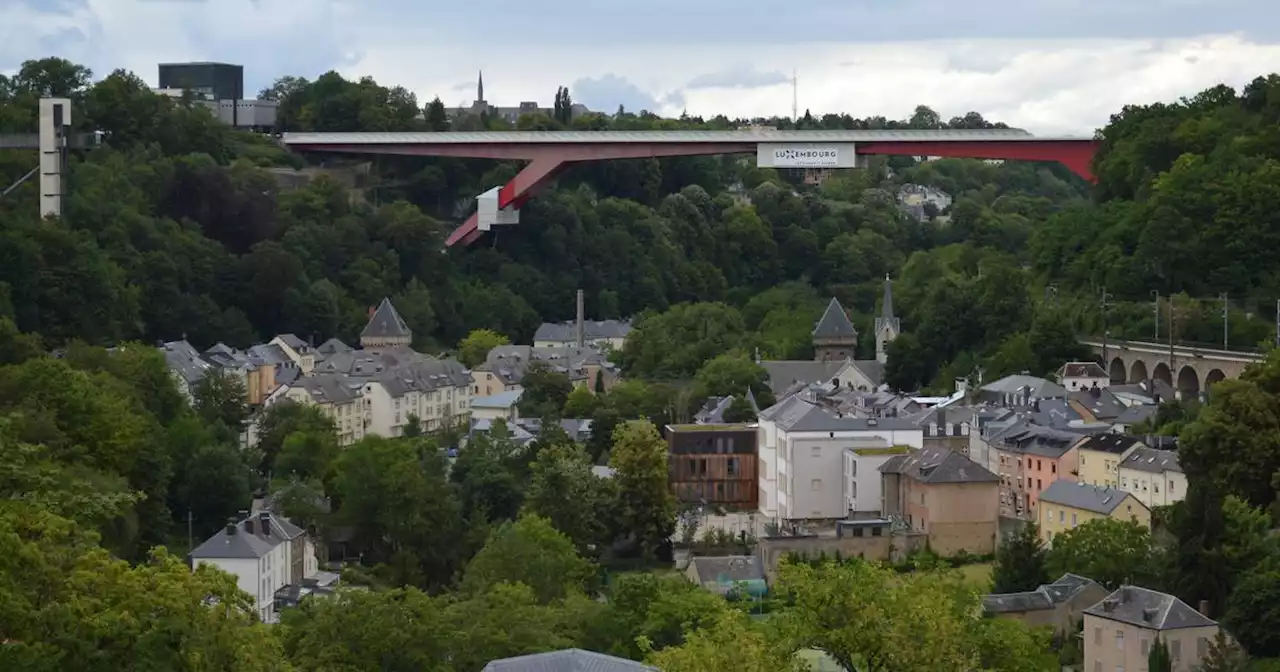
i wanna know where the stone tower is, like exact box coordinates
[812,297,858,362]
[874,275,901,365]
[360,297,412,349]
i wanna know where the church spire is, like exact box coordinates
[477,70,485,103]
[874,275,901,365]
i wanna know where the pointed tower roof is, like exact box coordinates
[875,275,902,336]
[361,298,412,342]
[812,298,857,339]
[477,70,485,103]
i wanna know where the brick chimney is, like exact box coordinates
[575,289,585,348]
[1199,599,1211,617]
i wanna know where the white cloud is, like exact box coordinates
[3,2,1280,135]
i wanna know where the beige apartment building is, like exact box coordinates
[1083,586,1222,672]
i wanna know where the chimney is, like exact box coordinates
[368,305,376,318]
[225,520,237,536]
[575,289,585,348]
[243,518,254,534]
[1198,600,1211,617]
[258,511,271,536]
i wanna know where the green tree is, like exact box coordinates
[517,361,574,419]
[457,328,509,368]
[992,522,1050,593]
[608,420,676,559]
[253,401,336,475]
[192,369,250,440]
[563,384,599,418]
[275,427,341,480]
[1223,558,1280,657]
[460,514,595,603]
[1195,631,1250,672]
[1148,636,1172,672]
[692,351,776,409]
[621,303,750,379]
[280,588,453,671]
[645,610,805,672]
[1045,518,1155,588]
[525,442,615,554]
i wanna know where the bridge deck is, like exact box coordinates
[280,129,1093,146]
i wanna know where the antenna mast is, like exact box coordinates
[792,69,798,122]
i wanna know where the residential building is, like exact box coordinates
[1058,361,1111,391]
[1068,387,1128,423]
[203,342,278,405]
[472,344,615,397]
[189,511,318,623]
[471,390,522,422]
[985,422,1080,519]
[843,445,910,516]
[667,424,758,510]
[363,359,474,435]
[275,374,370,445]
[911,405,972,455]
[482,650,654,672]
[982,573,1109,633]
[1039,482,1151,544]
[880,446,1001,555]
[160,339,214,400]
[977,374,1068,406]
[1077,434,1145,487]
[684,556,767,598]
[1112,403,1158,433]
[269,334,316,375]
[1118,446,1186,508]
[360,298,412,348]
[897,183,953,218]
[533,293,631,350]
[534,319,631,350]
[1083,586,1221,672]
[757,394,924,522]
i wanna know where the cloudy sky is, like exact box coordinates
[4,0,1280,135]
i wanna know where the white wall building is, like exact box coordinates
[1117,446,1187,508]
[189,511,317,623]
[757,395,924,521]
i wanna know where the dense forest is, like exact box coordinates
[4,57,1280,669]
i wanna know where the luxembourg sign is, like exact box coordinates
[757,142,856,168]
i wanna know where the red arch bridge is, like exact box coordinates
[281,129,1098,248]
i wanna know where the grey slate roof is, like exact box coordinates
[477,345,609,385]
[1120,446,1182,474]
[482,649,655,671]
[376,358,472,397]
[688,555,765,584]
[1069,389,1128,421]
[161,340,213,386]
[1039,481,1139,515]
[317,337,353,355]
[361,297,412,341]
[759,360,845,394]
[312,346,435,376]
[881,446,999,484]
[1077,433,1141,456]
[1084,586,1217,630]
[190,512,304,560]
[981,374,1068,399]
[1115,404,1158,426]
[762,395,920,433]
[291,374,365,405]
[982,573,1102,614]
[874,275,900,336]
[276,333,309,351]
[533,319,632,343]
[1060,362,1108,379]
[247,343,292,367]
[813,297,857,339]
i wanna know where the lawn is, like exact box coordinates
[956,562,994,589]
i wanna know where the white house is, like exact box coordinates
[843,446,911,516]
[471,390,522,422]
[757,394,924,522]
[189,511,317,623]
[1117,446,1187,508]
[1058,362,1111,392]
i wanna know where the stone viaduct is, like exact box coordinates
[1079,338,1267,400]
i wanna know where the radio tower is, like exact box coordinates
[792,69,798,123]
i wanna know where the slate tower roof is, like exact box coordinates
[813,297,857,340]
[360,297,412,347]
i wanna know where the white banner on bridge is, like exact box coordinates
[757,143,856,168]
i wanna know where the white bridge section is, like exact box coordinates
[475,186,520,232]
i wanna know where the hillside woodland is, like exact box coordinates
[2,57,1280,669]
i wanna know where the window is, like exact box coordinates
[1198,637,1208,658]
[1116,630,1124,651]
[1037,459,1042,470]
[1072,512,1078,525]
[1170,480,1176,492]
[1094,627,1102,645]
[920,492,925,505]
[1037,479,1042,490]
[1052,463,1057,473]
[1171,639,1181,660]
[811,479,822,491]
[1154,482,1160,494]
[1141,638,1150,655]
[811,446,821,457]
[1059,510,1065,523]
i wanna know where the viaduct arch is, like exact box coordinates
[1080,339,1262,400]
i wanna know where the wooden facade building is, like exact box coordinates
[665,424,758,511]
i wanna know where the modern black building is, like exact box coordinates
[158,62,244,101]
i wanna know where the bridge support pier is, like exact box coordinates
[447,157,567,246]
